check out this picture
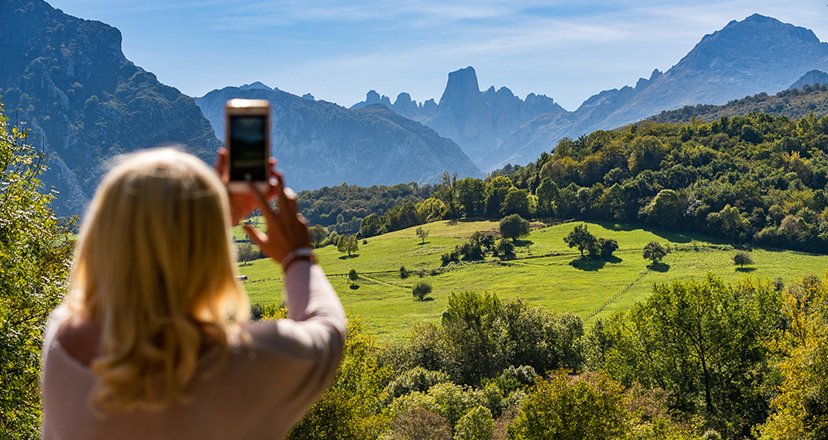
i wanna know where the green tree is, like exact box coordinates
[413,282,433,301]
[454,405,494,440]
[359,213,385,238]
[733,251,753,269]
[563,224,596,257]
[499,214,530,241]
[0,101,73,437]
[416,227,430,244]
[484,176,513,219]
[348,269,359,287]
[501,188,531,218]
[599,238,619,259]
[287,318,392,439]
[535,178,559,218]
[759,275,828,439]
[508,371,629,440]
[495,239,515,260]
[642,189,685,229]
[337,234,359,257]
[309,224,328,248]
[456,177,486,218]
[642,241,669,265]
[436,172,461,220]
[601,276,782,437]
[417,197,447,223]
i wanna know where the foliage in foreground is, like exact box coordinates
[0,100,73,438]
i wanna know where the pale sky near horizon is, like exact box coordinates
[50,0,828,111]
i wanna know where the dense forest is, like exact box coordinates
[305,112,828,254]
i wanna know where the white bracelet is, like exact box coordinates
[281,247,314,270]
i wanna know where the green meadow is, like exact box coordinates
[236,220,828,342]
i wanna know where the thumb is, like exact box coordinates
[243,224,268,248]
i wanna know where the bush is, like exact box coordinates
[390,405,452,440]
[441,249,461,266]
[643,241,669,265]
[733,251,753,268]
[384,367,451,402]
[454,405,494,440]
[413,282,433,301]
[237,242,264,262]
[508,372,629,440]
[495,239,516,260]
[400,265,410,279]
[599,238,619,258]
[499,214,530,241]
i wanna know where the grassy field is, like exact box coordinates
[236,220,828,343]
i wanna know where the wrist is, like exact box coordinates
[281,247,316,271]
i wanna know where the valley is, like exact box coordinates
[237,219,828,341]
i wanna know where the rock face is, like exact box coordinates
[351,66,564,168]
[0,0,220,214]
[195,85,481,190]
[789,70,828,90]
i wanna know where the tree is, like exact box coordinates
[337,234,359,257]
[759,274,828,439]
[508,372,629,440]
[359,213,385,238]
[0,101,73,437]
[287,318,392,439]
[642,241,669,265]
[563,224,597,257]
[501,188,531,218]
[599,238,619,259]
[484,176,513,219]
[436,172,461,220]
[642,189,685,229]
[733,251,753,269]
[348,269,359,287]
[416,227,430,244]
[535,179,559,218]
[309,224,328,248]
[456,177,485,218]
[495,239,515,260]
[454,405,494,440]
[500,214,530,241]
[417,197,447,223]
[601,276,782,437]
[413,282,433,301]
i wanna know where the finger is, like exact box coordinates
[243,224,268,247]
[283,186,299,216]
[215,148,227,177]
[266,164,280,199]
[249,183,277,225]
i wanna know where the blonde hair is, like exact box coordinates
[67,147,248,411]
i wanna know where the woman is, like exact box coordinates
[41,148,345,439]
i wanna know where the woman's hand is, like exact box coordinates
[214,148,278,225]
[243,173,312,265]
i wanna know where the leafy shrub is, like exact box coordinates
[500,214,530,240]
[454,405,494,440]
[413,282,433,301]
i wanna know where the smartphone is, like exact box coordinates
[225,98,271,192]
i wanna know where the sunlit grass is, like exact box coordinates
[238,220,828,343]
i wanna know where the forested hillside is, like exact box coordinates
[650,84,828,123]
[342,112,828,253]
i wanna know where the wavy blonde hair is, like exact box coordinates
[67,148,248,411]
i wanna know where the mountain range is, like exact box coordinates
[354,14,828,170]
[0,0,220,214]
[5,2,828,215]
[194,84,480,190]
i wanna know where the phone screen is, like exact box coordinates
[229,115,268,181]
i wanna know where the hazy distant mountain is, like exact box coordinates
[789,70,828,90]
[195,85,481,190]
[493,14,828,168]
[351,66,565,167]
[0,0,219,214]
[648,84,828,123]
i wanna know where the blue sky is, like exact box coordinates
[51,0,828,110]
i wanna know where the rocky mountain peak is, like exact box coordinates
[439,66,482,106]
[789,70,828,90]
[239,81,272,91]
